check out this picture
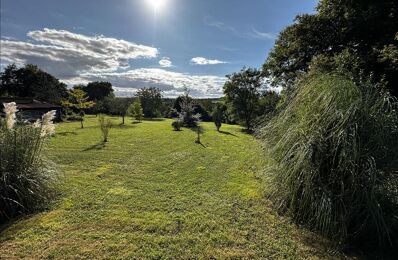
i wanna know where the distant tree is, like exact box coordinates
[223,67,262,131]
[212,103,226,132]
[82,81,114,101]
[258,91,280,118]
[129,100,144,122]
[136,87,163,118]
[108,98,133,125]
[263,0,398,97]
[62,88,95,128]
[0,64,68,104]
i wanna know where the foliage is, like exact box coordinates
[0,103,58,222]
[257,72,398,247]
[223,67,262,130]
[0,64,68,104]
[136,87,163,118]
[129,100,144,122]
[82,81,114,101]
[107,97,133,125]
[212,102,226,132]
[171,120,182,131]
[98,114,112,142]
[177,90,201,127]
[62,88,95,128]
[263,0,398,96]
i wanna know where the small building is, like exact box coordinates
[0,97,62,122]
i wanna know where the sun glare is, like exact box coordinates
[147,0,167,11]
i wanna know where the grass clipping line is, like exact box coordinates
[257,73,398,247]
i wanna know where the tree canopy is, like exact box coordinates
[136,87,163,118]
[263,0,398,96]
[0,64,68,104]
[223,67,262,131]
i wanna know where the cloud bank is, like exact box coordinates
[0,28,226,97]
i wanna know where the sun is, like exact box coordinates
[147,0,167,11]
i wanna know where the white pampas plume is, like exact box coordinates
[3,102,18,130]
[40,110,56,137]
[33,119,41,128]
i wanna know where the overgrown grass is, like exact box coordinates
[257,73,398,248]
[0,116,340,259]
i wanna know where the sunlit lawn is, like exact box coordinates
[0,116,338,259]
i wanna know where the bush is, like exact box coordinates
[0,103,58,222]
[257,73,398,247]
[98,114,112,142]
[171,120,182,131]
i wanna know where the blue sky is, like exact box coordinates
[0,0,317,97]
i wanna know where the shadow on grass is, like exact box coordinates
[142,118,166,122]
[56,131,78,137]
[218,130,238,137]
[82,141,106,152]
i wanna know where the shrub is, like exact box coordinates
[98,114,112,142]
[212,103,226,132]
[0,103,58,222]
[257,73,398,247]
[171,120,182,131]
[129,100,144,122]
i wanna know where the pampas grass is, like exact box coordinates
[257,73,398,247]
[0,105,59,222]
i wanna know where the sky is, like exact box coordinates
[0,0,318,97]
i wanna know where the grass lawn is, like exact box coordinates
[0,116,340,259]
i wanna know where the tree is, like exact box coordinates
[223,67,262,131]
[136,87,163,118]
[62,89,95,128]
[129,100,144,122]
[108,98,133,125]
[212,103,226,132]
[0,64,68,104]
[82,81,114,101]
[263,0,398,96]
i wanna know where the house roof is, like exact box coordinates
[0,98,61,109]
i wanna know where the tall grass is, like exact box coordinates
[257,73,398,247]
[0,104,58,222]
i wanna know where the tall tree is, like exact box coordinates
[263,0,398,96]
[62,89,95,128]
[223,67,262,131]
[82,81,114,101]
[0,64,68,104]
[136,87,163,118]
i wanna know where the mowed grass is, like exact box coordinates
[0,116,339,259]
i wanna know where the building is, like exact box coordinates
[0,97,62,122]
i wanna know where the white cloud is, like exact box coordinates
[204,16,275,41]
[0,28,158,78]
[65,68,225,98]
[248,27,275,40]
[190,57,228,65]
[0,28,226,98]
[159,57,172,67]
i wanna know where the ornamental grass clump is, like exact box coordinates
[98,114,112,142]
[257,73,398,247]
[0,103,59,222]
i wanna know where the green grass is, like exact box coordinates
[0,116,339,259]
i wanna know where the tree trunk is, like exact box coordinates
[80,118,84,129]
